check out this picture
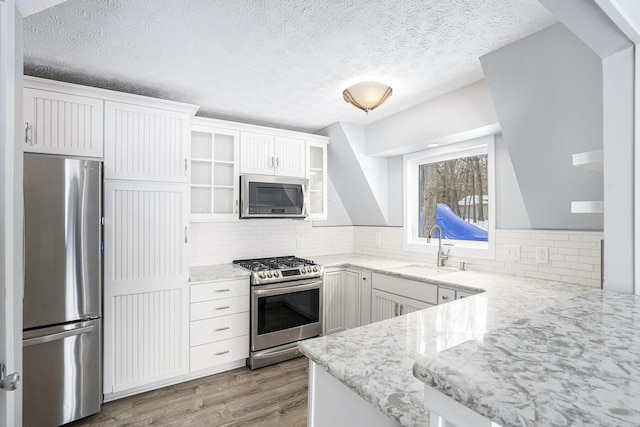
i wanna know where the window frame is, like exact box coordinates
[403,135,496,260]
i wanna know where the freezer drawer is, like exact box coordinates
[23,319,102,426]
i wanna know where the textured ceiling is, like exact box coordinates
[23,0,556,133]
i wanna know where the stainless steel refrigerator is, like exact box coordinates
[23,153,102,426]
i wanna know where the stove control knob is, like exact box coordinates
[306,267,311,273]
[259,273,265,279]
[267,271,273,278]
[313,266,318,272]
[274,271,280,277]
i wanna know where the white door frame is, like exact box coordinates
[0,0,23,425]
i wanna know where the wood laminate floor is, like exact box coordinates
[68,357,309,427]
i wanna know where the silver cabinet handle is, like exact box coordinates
[215,306,230,311]
[235,200,238,214]
[214,327,230,332]
[184,159,188,174]
[275,157,279,169]
[214,350,230,356]
[394,303,399,316]
[185,226,188,243]
[271,156,274,168]
[400,304,404,315]
[24,123,31,145]
[214,289,230,293]
[0,364,19,391]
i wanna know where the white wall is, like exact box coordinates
[189,220,353,266]
[353,226,603,287]
[0,1,23,424]
[364,80,499,157]
[189,222,603,288]
[602,46,635,294]
[481,23,604,231]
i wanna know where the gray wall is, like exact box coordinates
[481,23,604,230]
[364,80,499,157]
[494,134,531,228]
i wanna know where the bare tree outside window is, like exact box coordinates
[418,153,488,241]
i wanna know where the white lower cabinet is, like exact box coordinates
[370,273,437,323]
[189,279,249,373]
[323,268,371,334]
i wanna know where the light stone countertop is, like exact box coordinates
[298,254,595,427]
[413,289,640,426]
[189,263,250,283]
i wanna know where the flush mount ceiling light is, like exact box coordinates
[342,82,393,114]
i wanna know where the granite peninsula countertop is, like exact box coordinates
[414,289,640,426]
[297,254,596,427]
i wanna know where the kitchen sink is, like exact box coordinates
[392,265,452,277]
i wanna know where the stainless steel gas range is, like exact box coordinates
[233,256,323,369]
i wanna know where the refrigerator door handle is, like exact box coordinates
[23,325,95,347]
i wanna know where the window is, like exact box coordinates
[404,136,495,259]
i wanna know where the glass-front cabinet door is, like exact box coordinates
[306,141,327,220]
[190,121,239,220]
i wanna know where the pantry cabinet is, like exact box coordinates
[239,131,306,177]
[190,119,240,220]
[23,83,104,158]
[102,181,190,395]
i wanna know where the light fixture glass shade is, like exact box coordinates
[343,81,393,114]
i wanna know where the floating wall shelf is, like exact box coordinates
[571,149,603,214]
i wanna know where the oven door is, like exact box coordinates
[251,278,322,352]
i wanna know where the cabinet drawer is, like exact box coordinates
[457,290,476,300]
[190,335,249,372]
[191,279,249,303]
[438,288,456,304]
[190,312,249,346]
[371,273,438,305]
[190,296,249,321]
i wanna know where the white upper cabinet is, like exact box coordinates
[23,85,104,158]
[274,136,306,177]
[240,132,305,177]
[104,101,193,182]
[306,141,327,220]
[190,120,240,221]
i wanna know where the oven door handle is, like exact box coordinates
[253,281,321,297]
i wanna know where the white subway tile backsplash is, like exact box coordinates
[189,222,602,288]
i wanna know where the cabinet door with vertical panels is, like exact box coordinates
[400,297,434,315]
[104,101,190,182]
[342,269,361,329]
[274,136,306,178]
[371,289,400,323]
[103,180,189,395]
[323,270,344,335]
[239,131,275,175]
[23,87,104,157]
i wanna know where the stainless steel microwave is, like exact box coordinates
[240,175,309,218]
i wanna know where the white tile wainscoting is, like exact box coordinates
[189,221,602,288]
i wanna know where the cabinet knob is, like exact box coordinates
[362,277,367,281]
[442,295,449,300]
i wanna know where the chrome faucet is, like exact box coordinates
[427,224,449,267]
